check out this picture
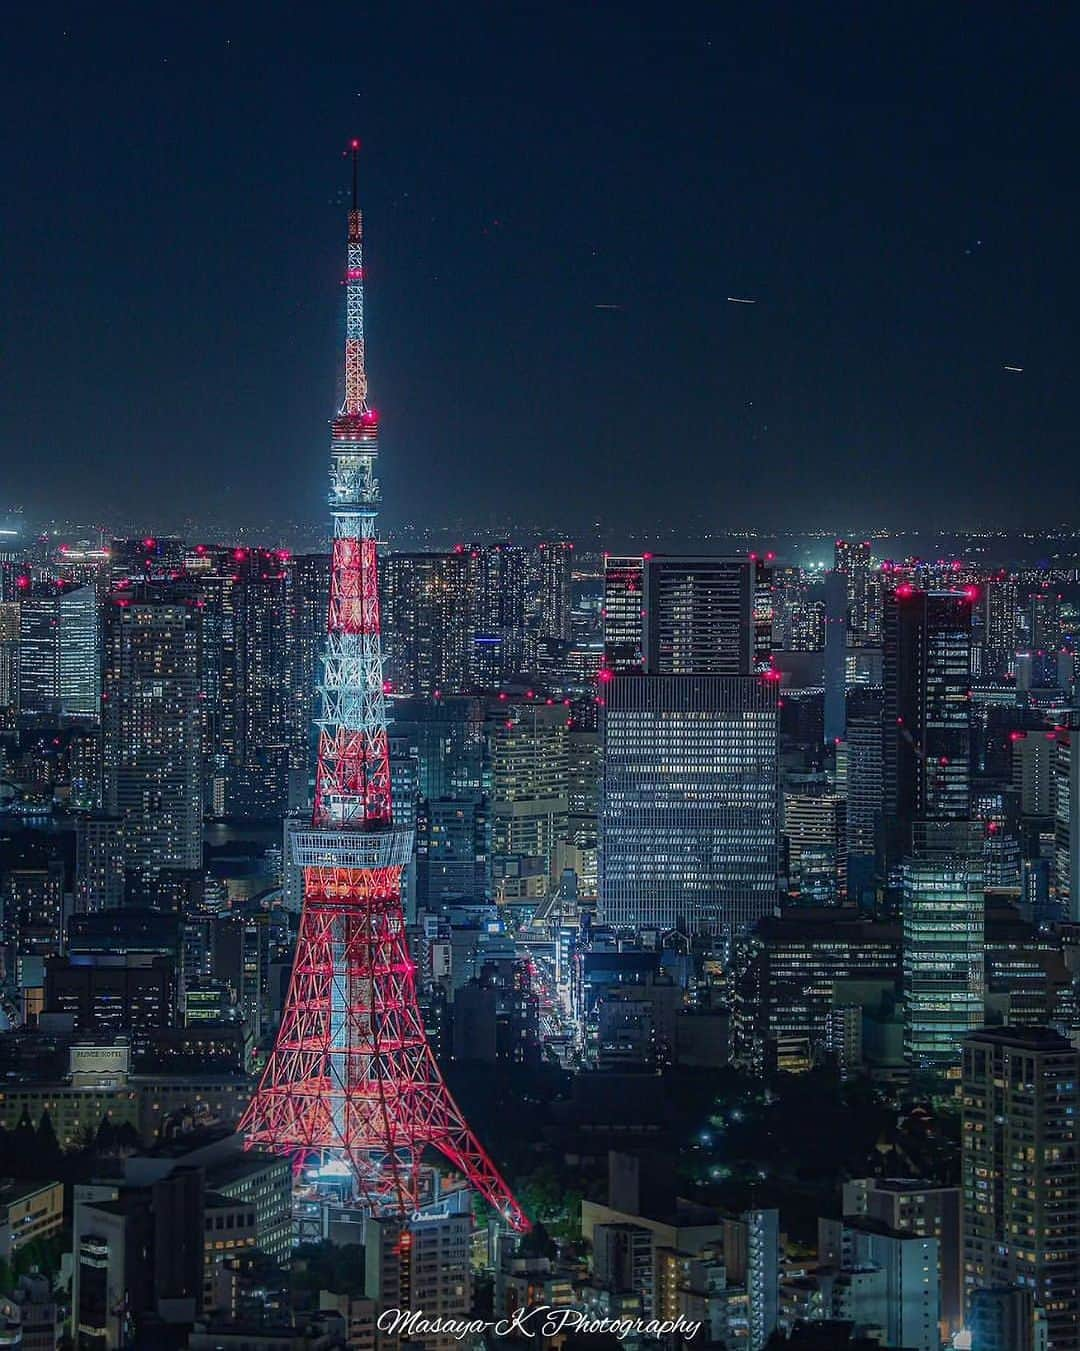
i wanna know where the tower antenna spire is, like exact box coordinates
[350,137,359,210]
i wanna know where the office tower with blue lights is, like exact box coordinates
[17,582,99,723]
[902,820,985,1067]
[884,585,982,1067]
[599,555,779,945]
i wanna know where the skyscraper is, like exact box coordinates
[537,539,573,644]
[823,570,847,744]
[16,582,99,722]
[979,573,1018,679]
[233,548,291,816]
[16,587,60,719]
[0,601,17,726]
[58,583,100,719]
[465,542,527,688]
[643,556,761,675]
[843,709,884,865]
[101,583,203,897]
[602,555,645,674]
[601,673,779,941]
[835,538,878,644]
[490,700,569,902]
[196,554,242,816]
[962,1026,1080,1351]
[902,821,985,1067]
[1053,716,1080,921]
[883,587,975,857]
[600,554,779,944]
[285,550,330,798]
[381,552,471,696]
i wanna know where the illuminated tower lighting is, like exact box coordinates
[240,143,528,1232]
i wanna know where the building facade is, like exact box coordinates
[962,1026,1080,1351]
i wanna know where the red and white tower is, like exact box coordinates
[240,144,528,1232]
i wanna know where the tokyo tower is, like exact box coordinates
[240,143,528,1232]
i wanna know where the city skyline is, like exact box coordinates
[2,8,1080,1348]
[4,4,1080,534]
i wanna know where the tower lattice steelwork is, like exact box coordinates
[240,144,528,1232]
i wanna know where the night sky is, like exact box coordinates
[3,4,1078,535]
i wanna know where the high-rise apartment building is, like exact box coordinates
[835,538,879,644]
[381,552,471,696]
[196,559,242,816]
[823,570,848,744]
[465,542,526,687]
[196,548,293,817]
[979,574,1018,678]
[537,539,574,644]
[843,710,884,863]
[101,584,203,896]
[746,1208,781,1351]
[75,813,127,913]
[2,861,66,957]
[284,551,329,792]
[364,1213,472,1351]
[1013,727,1055,817]
[962,1025,1080,1351]
[233,549,291,816]
[771,566,826,653]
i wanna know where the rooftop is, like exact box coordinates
[964,1024,1075,1051]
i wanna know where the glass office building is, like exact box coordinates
[902,821,985,1067]
[599,673,779,943]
